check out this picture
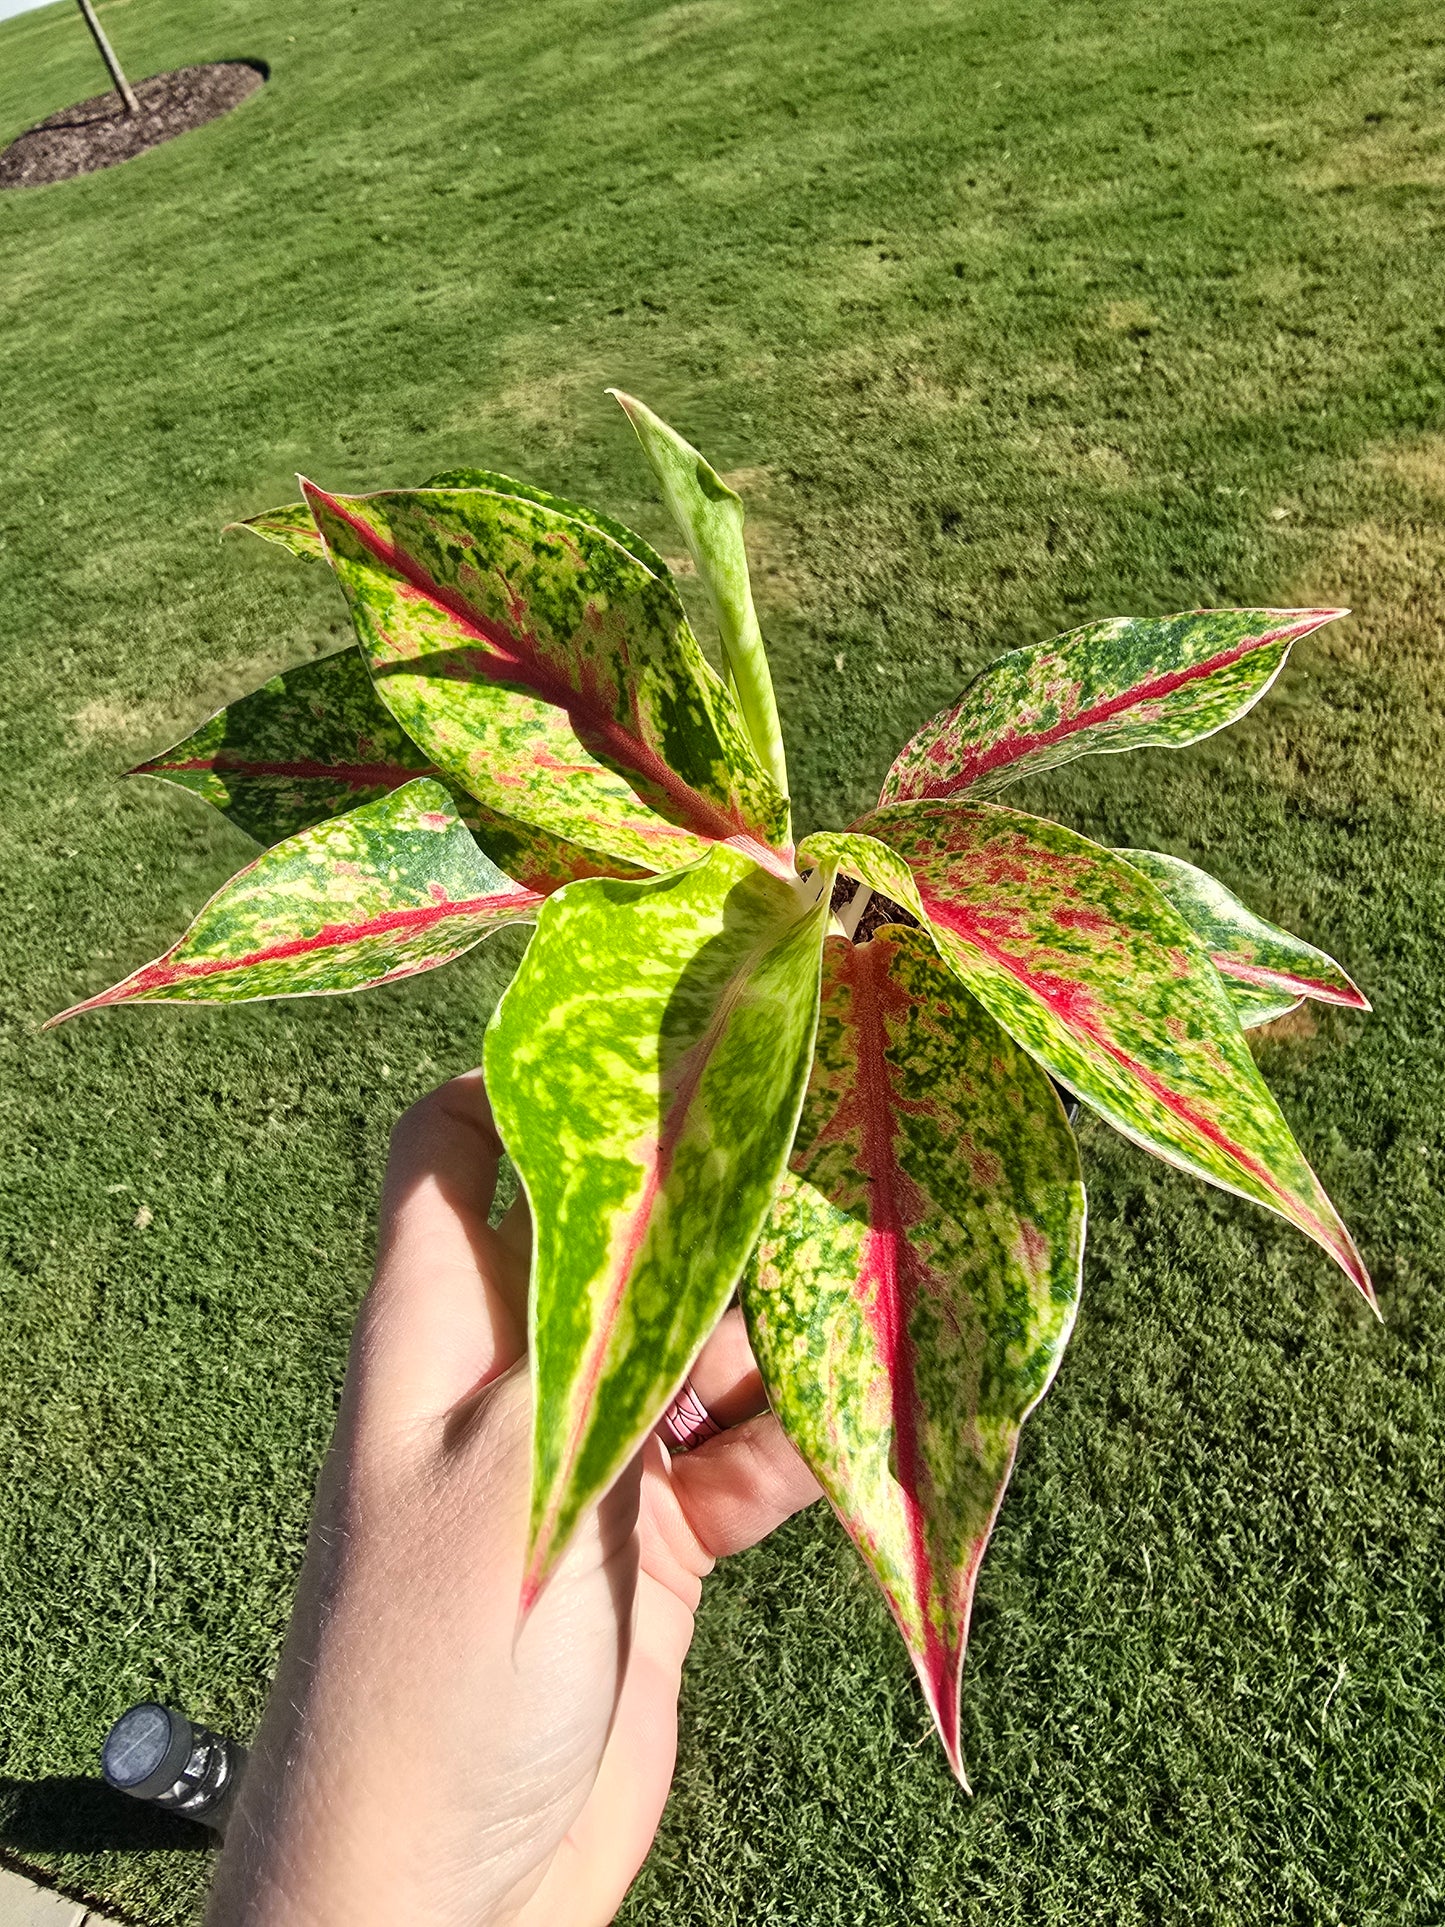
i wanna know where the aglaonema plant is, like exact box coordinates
[52,392,1374,1783]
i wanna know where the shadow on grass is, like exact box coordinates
[0,1776,211,1854]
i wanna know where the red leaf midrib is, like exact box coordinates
[845,940,960,1751]
[140,753,436,788]
[64,888,539,1011]
[894,612,1336,801]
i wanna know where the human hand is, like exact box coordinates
[206,1070,822,1926]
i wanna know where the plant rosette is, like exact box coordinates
[51,393,1374,1783]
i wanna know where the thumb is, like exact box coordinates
[354,1070,533,1431]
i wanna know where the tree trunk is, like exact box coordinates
[75,0,140,116]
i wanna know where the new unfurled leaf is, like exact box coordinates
[302,482,792,878]
[484,846,832,1605]
[611,390,789,808]
[744,930,1085,1782]
[49,780,539,1022]
[881,609,1347,805]
[855,799,1373,1305]
[130,646,643,894]
[1118,848,1369,1028]
[796,829,927,925]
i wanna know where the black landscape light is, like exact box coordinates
[101,1702,247,1832]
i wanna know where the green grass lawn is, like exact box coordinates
[2,0,1444,1918]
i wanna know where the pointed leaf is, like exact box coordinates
[131,646,444,846]
[744,929,1085,1781]
[854,799,1373,1306]
[229,499,326,560]
[130,645,645,893]
[1118,848,1369,1025]
[881,609,1347,804]
[484,846,832,1605]
[611,390,789,806]
[49,780,539,1022]
[301,481,793,877]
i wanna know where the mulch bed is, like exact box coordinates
[0,61,265,190]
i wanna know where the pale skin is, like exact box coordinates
[206,1070,822,1927]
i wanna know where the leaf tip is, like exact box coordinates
[1282,606,1350,639]
[41,986,117,1031]
[517,1548,552,1626]
[923,1677,971,1790]
[1338,1234,1377,1316]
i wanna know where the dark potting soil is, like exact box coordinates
[0,61,265,190]
[828,872,920,943]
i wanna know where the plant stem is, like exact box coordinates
[76,0,140,115]
[838,884,873,939]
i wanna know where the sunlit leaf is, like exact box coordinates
[230,466,674,576]
[1118,848,1368,1027]
[745,929,1085,1782]
[611,390,790,807]
[881,609,1347,804]
[485,846,832,1605]
[855,798,1373,1306]
[304,481,791,878]
[49,780,539,1021]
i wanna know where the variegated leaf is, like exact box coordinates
[131,647,444,847]
[1118,849,1369,1028]
[484,846,832,1606]
[48,780,539,1021]
[230,499,325,560]
[854,800,1373,1306]
[130,645,641,894]
[881,609,1347,804]
[744,929,1085,1782]
[423,467,674,578]
[230,466,673,577]
[300,481,793,877]
[611,391,790,806]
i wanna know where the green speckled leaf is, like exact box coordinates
[611,391,789,806]
[130,645,642,894]
[855,799,1373,1306]
[229,499,326,560]
[485,846,832,1605]
[421,467,674,577]
[744,929,1084,1782]
[49,780,539,1022]
[881,609,1347,804]
[301,481,792,879]
[232,467,673,577]
[1118,849,1369,1028]
[131,647,445,846]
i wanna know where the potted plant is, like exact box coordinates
[52,395,1371,1781]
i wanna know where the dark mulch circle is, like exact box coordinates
[0,61,266,190]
